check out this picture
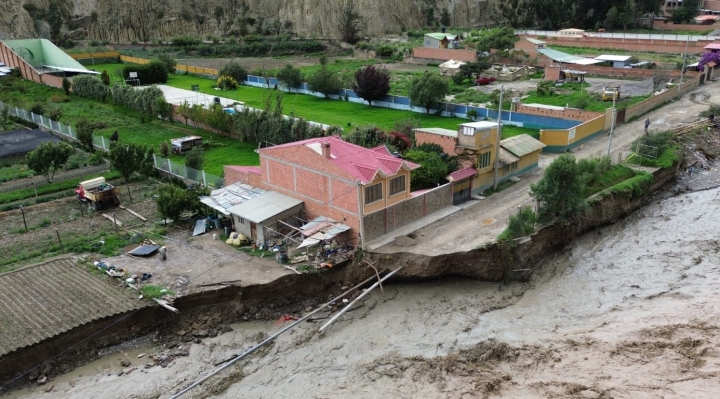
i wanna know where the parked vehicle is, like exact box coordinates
[75,177,120,210]
[476,76,496,85]
[171,136,203,154]
[602,86,621,101]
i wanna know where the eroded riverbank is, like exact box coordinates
[10,179,720,398]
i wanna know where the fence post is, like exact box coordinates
[153,153,157,168]
[167,159,172,175]
[202,170,207,186]
[101,136,106,150]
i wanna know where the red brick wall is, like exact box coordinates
[522,34,714,54]
[294,168,329,202]
[224,166,262,187]
[516,104,604,121]
[412,47,477,62]
[652,21,719,31]
[415,131,457,156]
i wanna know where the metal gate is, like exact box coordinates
[452,179,472,205]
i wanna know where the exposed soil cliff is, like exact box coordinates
[1,0,492,42]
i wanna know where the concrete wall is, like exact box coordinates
[624,75,702,121]
[540,114,606,152]
[516,104,604,122]
[412,47,477,62]
[362,184,453,242]
[521,34,714,54]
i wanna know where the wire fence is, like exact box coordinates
[0,101,224,188]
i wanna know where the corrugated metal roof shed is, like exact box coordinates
[526,38,547,45]
[228,191,303,223]
[501,134,546,158]
[199,182,265,215]
[595,55,632,62]
[538,48,601,64]
[426,33,457,40]
[498,148,521,166]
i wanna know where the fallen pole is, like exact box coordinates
[167,271,387,399]
[318,266,403,333]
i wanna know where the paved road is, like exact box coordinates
[376,79,720,256]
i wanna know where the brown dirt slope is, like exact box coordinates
[0,258,140,357]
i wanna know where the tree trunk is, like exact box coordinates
[126,182,133,204]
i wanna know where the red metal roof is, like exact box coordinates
[705,43,720,50]
[447,166,478,182]
[260,136,419,184]
[226,165,261,175]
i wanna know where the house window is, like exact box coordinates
[478,151,492,168]
[503,162,518,173]
[364,183,383,205]
[389,175,406,196]
[237,217,245,225]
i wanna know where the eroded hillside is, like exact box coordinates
[0,0,492,42]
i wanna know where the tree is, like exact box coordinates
[46,0,63,44]
[408,73,449,114]
[219,61,248,84]
[352,65,390,106]
[100,70,110,86]
[338,0,362,44]
[75,118,95,152]
[156,183,188,224]
[108,142,154,203]
[403,149,448,191]
[453,58,492,84]
[530,154,588,222]
[71,75,109,102]
[671,0,700,23]
[185,147,204,181]
[25,141,73,183]
[307,60,343,98]
[157,53,177,75]
[277,64,303,90]
[440,7,451,26]
[62,77,71,96]
[475,27,519,52]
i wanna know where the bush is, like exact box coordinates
[159,141,170,157]
[122,61,169,84]
[172,36,201,47]
[376,45,394,58]
[497,206,536,242]
[217,75,239,90]
[50,94,71,103]
[29,103,44,116]
[156,53,177,75]
[219,61,248,84]
[71,75,109,101]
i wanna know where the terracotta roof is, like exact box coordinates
[447,166,478,182]
[226,165,261,175]
[260,136,419,184]
[413,48,478,62]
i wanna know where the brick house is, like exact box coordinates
[416,122,545,202]
[223,136,419,248]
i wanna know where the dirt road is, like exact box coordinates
[378,79,720,256]
[10,173,720,399]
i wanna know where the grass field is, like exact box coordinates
[92,62,542,137]
[523,82,650,112]
[0,78,258,175]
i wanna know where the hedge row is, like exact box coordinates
[122,61,169,85]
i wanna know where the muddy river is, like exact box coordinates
[10,187,720,398]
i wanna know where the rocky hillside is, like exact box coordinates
[1,0,492,42]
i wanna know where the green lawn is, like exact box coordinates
[523,82,650,112]
[0,78,257,175]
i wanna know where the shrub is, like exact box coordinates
[159,141,170,157]
[277,64,303,90]
[47,107,62,122]
[219,61,248,84]
[75,118,96,152]
[376,45,394,58]
[156,53,177,75]
[217,75,239,90]
[122,61,169,84]
[62,77,71,95]
[71,75,109,101]
[29,103,44,116]
[497,206,536,242]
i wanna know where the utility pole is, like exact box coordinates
[606,94,617,158]
[677,35,690,99]
[493,85,504,191]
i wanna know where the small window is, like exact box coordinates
[478,151,491,168]
[503,162,518,173]
[364,183,383,205]
[389,175,406,196]
[237,217,245,225]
